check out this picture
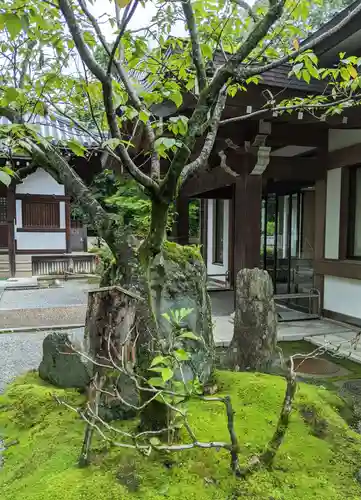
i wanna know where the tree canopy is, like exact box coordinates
[0,0,361,258]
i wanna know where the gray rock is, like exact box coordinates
[227,268,277,372]
[99,372,139,421]
[38,332,91,388]
[149,244,214,383]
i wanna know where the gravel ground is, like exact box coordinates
[0,280,92,310]
[0,332,48,394]
[1,305,87,330]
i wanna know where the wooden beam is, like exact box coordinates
[329,142,361,170]
[182,168,236,197]
[218,121,328,149]
[315,259,361,281]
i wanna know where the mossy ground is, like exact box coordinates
[1,370,361,500]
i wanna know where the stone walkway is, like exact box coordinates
[213,315,361,362]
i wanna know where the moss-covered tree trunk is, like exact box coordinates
[82,198,213,433]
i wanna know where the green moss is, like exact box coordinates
[1,371,361,499]
[163,240,202,266]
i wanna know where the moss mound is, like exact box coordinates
[1,371,361,499]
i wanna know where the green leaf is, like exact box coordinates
[169,91,182,108]
[4,87,19,103]
[150,355,168,368]
[102,138,121,150]
[0,171,11,187]
[148,377,165,388]
[201,44,213,60]
[67,139,86,157]
[174,349,190,361]
[161,367,174,382]
[179,331,200,341]
[301,69,311,84]
[5,14,23,39]
[139,110,149,123]
[292,63,303,79]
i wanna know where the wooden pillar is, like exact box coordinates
[314,178,327,311]
[174,196,189,246]
[65,198,71,254]
[7,184,16,277]
[233,174,263,294]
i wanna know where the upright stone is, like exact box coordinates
[227,268,277,372]
[39,332,91,388]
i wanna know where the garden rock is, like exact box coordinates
[149,242,214,383]
[39,332,91,389]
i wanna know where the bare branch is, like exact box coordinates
[182,0,207,92]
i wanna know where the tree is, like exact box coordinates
[1,0,361,431]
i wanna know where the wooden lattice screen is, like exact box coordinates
[22,200,60,228]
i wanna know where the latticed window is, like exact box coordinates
[0,197,7,224]
[22,200,60,228]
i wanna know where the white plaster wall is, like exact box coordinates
[324,275,361,319]
[15,200,22,228]
[206,199,229,282]
[324,168,341,259]
[59,201,66,229]
[16,168,65,195]
[14,199,66,249]
[329,129,361,152]
[16,232,66,251]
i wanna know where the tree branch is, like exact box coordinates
[77,0,160,180]
[160,1,286,201]
[18,40,36,89]
[232,0,257,22]
[107,0,139,77]
[180,88,227,185]
[25,139,118,249]
[59,0,159,192]
[243,0,361,79]
[58,0,107,84]
[182,0,207,92]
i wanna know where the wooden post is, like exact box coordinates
[7,183,16,277]
[65,198,71,254]
[233,174,262,274]
[314,178,327,312]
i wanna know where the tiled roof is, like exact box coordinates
[0,113,101,147]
